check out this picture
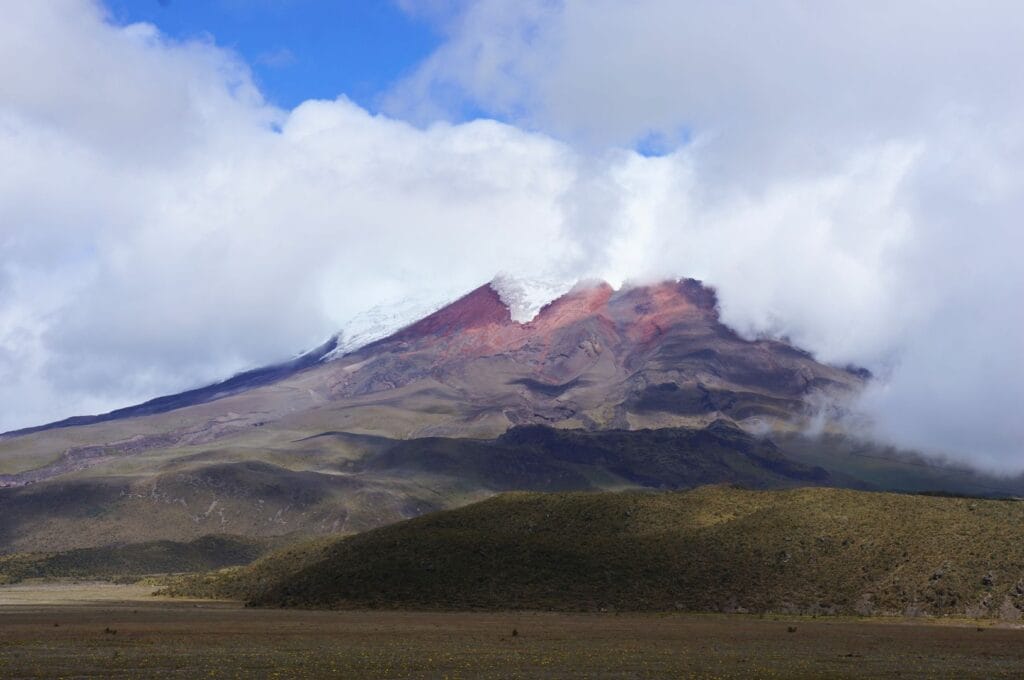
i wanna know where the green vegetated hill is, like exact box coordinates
[167,486,1024,619]
[0,535,268,584]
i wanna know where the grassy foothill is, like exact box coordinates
[168,486,1024,619]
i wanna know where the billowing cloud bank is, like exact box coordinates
[1,1,1022,470]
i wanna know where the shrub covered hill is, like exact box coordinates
[167,486,1024,620]
[0,535,267,584]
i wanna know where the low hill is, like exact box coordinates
[168,486,1024,619]
[0,535,267,584]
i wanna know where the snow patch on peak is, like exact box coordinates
[491,274,575,323]
[325,294,451,360]
[325,275,575,360]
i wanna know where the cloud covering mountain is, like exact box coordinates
[0,1,1021,469]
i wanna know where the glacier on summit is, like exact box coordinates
[489,274,575,323]
[325,295,450,360]
[326,275,574,360]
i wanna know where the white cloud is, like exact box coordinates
[1,1,1022,472]
[387,0,1024,470]
[0,1,579,430]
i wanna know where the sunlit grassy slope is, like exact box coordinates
[169,486,1024,619]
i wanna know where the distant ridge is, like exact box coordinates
[2,336,339,438]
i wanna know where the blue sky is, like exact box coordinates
[105,1,668,154]
[105,0,440,111]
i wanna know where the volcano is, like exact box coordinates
[6,278,862,445]
[319,278,864,436]
[0,278,1009,555]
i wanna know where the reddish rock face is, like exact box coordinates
[529,282,615,333]
[608,281,708,346]
[384,284,512,343]
[374,278,715,357]
[335,277,865,434]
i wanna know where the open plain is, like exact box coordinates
[1,583,1024,679]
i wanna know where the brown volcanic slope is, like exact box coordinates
[325,278,864,436]
[1,278,864,477]
[0,278,994,555]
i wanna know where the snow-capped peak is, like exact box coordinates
[490,273,575,323]
[325,294,450,360]
[325,275,576,361]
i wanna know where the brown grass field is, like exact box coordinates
[2,584,1024,678]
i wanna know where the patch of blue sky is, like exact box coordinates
[633,126,693,157]
[104,0,441,112]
